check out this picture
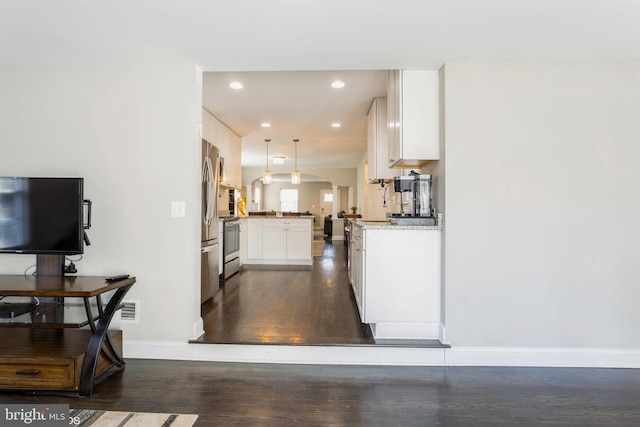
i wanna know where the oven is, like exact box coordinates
[221,218,240,280]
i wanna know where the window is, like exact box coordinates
[280,189,298,212]
[323,193,333,202]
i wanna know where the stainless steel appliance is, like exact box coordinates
[391,173,436,225]
[221,217,240,280]
[201,139,220,303]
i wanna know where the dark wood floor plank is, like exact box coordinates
[198,241,374,345]
[3,360,640,426]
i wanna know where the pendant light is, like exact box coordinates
[263,139,272,184]
[291,139,301,184]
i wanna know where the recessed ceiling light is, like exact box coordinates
[331,123,342,128]
[261,123,271,128]
[331,80,345,89]
[229,81,243,89]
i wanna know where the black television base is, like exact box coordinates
[36,254,65,276]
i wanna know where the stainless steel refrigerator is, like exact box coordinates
[201,139,220,303]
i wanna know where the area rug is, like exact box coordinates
[70,409,198,427]
[313,240,325,257]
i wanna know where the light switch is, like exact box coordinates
[171,201,186,218]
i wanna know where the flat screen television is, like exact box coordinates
[0,177,84,255]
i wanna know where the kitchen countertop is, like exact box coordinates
[245,215,314,219]
[351,213,443,230]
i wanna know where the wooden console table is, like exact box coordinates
[0,275,135,396]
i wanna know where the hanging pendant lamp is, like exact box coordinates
[291,139,301,184]
[263,139,272,184]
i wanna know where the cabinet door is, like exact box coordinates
[367,97,394,182]
[350,225,365,321]
[262,224,287,259]
[354,240,365,321]
[219,222,224,274]
[387,70,401,166]
[286,227,311,260]
[239,220,247,264]
[387,70,439,167]
[247,219,263,259]
[349,238,356,286]
[401,70,439,161]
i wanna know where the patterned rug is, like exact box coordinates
[70,409,198,427]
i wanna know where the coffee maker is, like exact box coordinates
[391,173,435,224]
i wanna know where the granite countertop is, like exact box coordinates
[351,213,443,230]
[246,214,314,219]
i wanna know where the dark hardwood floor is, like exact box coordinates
[4,242,640,425]
[196,240,375,345]
[3,360,640,426]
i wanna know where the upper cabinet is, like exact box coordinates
[387,70,440,168]
[202,109,242,188]
[367,97,395,183]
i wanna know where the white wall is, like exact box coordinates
[0,64,203,342]
[444,62,640,351]
[4,61,639,367]
[264,181,328,213]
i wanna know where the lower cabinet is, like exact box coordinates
[247,217,263,259]
[349,223,442,341]
[245,218,313,265]
[239,219,248,265]
[262,221,287,259]
[285,226,312,260]
[349,223,365,319]
[0,329,122,392]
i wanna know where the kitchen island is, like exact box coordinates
[349,214,443,342]
[245,216,314,265]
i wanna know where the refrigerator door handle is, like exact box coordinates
[202,242,219,253]
[202,157,214,226]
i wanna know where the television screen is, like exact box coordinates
[0,177,84,255]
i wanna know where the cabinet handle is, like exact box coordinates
[16,370,41,375]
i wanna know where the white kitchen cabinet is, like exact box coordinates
[218,221,224,275]
[262,220,287,259]
[247,218,263,259]
[367,98,395,183]
[350,221,442,340]
[239,218,247,265]
[202,108,242,189]
[245,217,313,265]
[349,223,365,319]
[286,224,312,260]
[387,70,440,167]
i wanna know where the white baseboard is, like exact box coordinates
[243,259,313,266]
[124,340,640,369]
[191,318,204,340]
[371,321,441,340]
[125,340,446,366]
[446,346,640,368]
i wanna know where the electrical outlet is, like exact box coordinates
[171,201,186,218]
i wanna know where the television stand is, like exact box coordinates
[36,254,65,276]
[0,275,135,396]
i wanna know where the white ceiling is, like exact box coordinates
[203,70,387,169]
[2,1,639,169]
